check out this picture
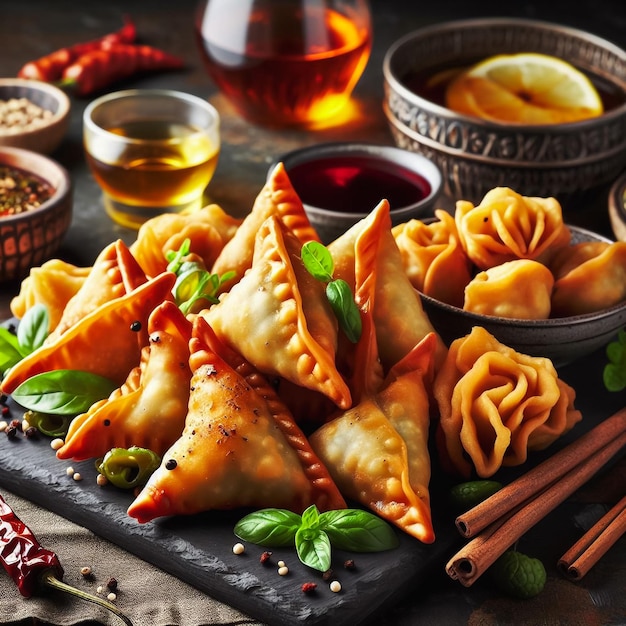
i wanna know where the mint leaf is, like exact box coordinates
[301,241,334,282]
[295,527,331,572]
[326,279,362,343]
[234,508,301,546]
[319,509,399,552]
[12,370,117,415]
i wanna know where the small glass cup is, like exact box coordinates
[195,0,372,128]
[83,89,220,229]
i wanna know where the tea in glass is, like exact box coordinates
[84,89,220,229]
[195,0,372,127]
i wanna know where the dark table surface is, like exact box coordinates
[1,1,625,625]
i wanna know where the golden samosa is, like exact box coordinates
[127,316,345,523]
[56,301,192,461]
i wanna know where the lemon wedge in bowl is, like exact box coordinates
[445,52,604,124]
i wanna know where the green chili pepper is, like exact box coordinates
[96,446,161,489]
[24,410,73,438]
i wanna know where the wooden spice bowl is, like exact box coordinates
[0,146,72,282]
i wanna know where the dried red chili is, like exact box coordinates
[0,494,133,625]
[17,16,136,82]
[59,43,185,97]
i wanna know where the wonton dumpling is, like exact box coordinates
[46,239,148,342]
[393,209,472,308]
[130,204,241,279]
[329,199,447,373]
[549,241,626,316]
[464,259,554,319]
[10,259,90,331]
[455,187,571,270]
[434,326,582,478]
[0,272,176,395]
[56,301,192,461]
[210,162,320,292]
[127,317,341,522]
[205,215,351,410]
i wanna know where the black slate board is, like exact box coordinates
[0,336,623,626]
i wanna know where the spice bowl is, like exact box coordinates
[272,142,443,244]
[383,18,626,216]
[0,146,72,282]
[0,78,71,154]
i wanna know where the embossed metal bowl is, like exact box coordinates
[0,146,72,282]
[383,18,626,212]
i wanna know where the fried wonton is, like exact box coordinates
[549,241,626,316]
[10,259,90,331]
[46,239,148,342]
[455,187,571,270]
[205,215,351,410]
[309,230,437,543]
[210,162,320,292]
[434,326,582,479]
[127,316,344,522]
[0,272,176,395]
[463,259,554,319]
[328,199,447,373]
[393,209,472,308]
[56,301,192,461]
[130,204,241,279]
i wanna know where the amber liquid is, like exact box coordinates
[86,120,219,228]
[196,4,371,126]
[288,156,431,212]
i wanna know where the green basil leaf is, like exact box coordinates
[603,362,626,392]
[0,328,24,374]
[319,509,399,552]
[234,508,301,546]
[17,304,49,354]
[326,279,362,343]
[295,527,331,572]
[300,504,320,529]
[301,241,334,283]
[12,370,117,415]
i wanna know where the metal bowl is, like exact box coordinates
[419,224,626,367]
[0,146,72,282]
[382,18,626,212]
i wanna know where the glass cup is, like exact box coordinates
[195,0,372,128]
[83,89,221,229]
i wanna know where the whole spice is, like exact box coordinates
[0,494,132,625]
[0,165,54,218]
[58,43,184,97]
[17,17,136,82]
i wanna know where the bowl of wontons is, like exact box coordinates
[382,18,626,213]
[393,187,626,366]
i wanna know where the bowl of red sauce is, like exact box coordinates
[272,142,443,243]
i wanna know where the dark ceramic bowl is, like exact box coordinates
[383,18,626,212]
[419,225,626,367]
[272,142,443,244]
[0,146,72,282]
[0,78,70,154]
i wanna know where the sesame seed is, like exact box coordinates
[107,592,117,602]
[330,580,342,593]
[50,438,64,450]
[278,566,289,576]
[232,542,245,555]
[66,466,75,476]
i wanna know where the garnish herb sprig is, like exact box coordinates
[301,241,362,343]
[603,329,626,392]
[0,304,49,377]
[166,239,234,315]
[234,505,398,572]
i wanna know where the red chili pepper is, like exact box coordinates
[59,43,185,96]
[17,16,136,82]
[0,493,133,625]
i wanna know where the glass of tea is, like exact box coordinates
[83,89,220,229]
[195,0,372,128]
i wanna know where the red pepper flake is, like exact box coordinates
[0,165,54,218]
[259,551,273,565]
[343,559,356,570]
[1,406,10,416]
[301,582,317,594]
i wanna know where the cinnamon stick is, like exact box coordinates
[456,408,626,538]
[557,494,626,580]
[445,431,626,587]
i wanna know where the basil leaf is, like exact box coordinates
[603,329,626,392]
[0,328,24,375]
[295,527,331,572]
[300,504,320,529]
[17,304,49,354]
[301,241,334,283]
[326,279,362,343]
[319,509,399,552]
[12,370,117,415]
[234,508,301,546]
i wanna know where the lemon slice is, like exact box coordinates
[445,52,604,124]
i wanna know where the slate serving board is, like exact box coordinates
[0,339,623,626]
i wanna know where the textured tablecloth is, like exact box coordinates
[0,490,263,626]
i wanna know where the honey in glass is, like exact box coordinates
[195,0,372,127]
